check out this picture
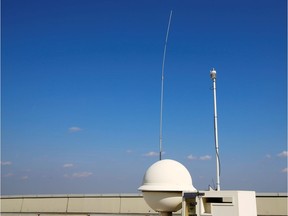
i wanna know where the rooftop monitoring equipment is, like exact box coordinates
[138,159,197,216]
[139,67,257,216]
[210,68,220,191]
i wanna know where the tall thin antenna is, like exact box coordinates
[210,68,221,191]
[159,10,173,161]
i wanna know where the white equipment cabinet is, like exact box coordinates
[182,190,257,216]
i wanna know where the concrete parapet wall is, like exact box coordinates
[256,193,288,216]
[1,198,23,212]
[1,193,287,216]
[0,194,156,215]
[22,197,68,213]
[67,197,120,213]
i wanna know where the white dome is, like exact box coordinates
[138,159,196,192]
[138,159,196,212]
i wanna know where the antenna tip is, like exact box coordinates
[210,68,216,79]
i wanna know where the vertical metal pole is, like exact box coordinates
[210,68,220,191]
[159,10,173,160]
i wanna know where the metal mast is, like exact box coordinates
[210,68,220,191]
[159,10,173,160]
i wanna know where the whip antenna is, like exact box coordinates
[159,10,173,160]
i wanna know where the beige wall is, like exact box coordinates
[0,194,156,215]
[256,193,287,216]
[1,193,287,216]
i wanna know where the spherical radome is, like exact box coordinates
[138,159,197,212]
[138,159,196,192]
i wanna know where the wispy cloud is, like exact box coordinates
[277,151,288,158]
[63,163,74,168]
[281,168,288,173]
[69,127,83,133]
[1,161,12,166]
[200,155,212,160]
[143,151,159,157]
[187,154,212,161]
[187,155,197,160]
[72,172,93,178]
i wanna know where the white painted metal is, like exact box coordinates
[210,68,220,191]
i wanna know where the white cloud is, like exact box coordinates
[277,151,288,158]
[63,163,74,168]
[69,127,83,133]
[200,155,212,160]
[126,149,133,154]
[187,154,212,161]
[187,155,197,160]
[1,161,12,166]
[72,172,93,178]
[281,168,288,173]
[143,151,159,157]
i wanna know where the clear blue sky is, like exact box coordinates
[1,0,287,195]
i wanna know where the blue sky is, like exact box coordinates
[1,0,287,195]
